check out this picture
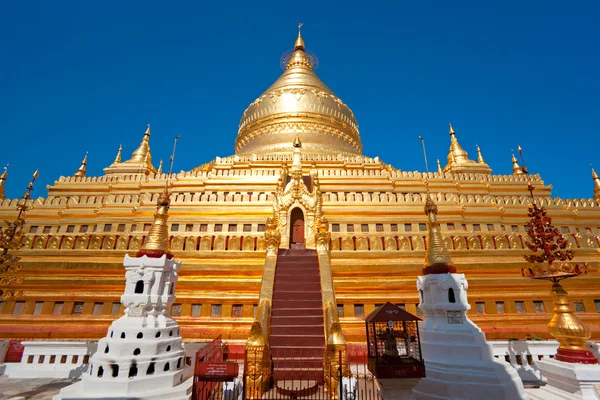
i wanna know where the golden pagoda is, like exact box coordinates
[0,29,598,351]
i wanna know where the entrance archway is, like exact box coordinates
[289,208,305,248]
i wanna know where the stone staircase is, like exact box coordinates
[270,247,325,382]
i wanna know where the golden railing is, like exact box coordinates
[244,216,280,399]
[315,216,350,399]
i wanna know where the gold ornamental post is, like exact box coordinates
[521,184,598,364]
[0,169,39,301]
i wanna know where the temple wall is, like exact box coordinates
[0,161,598,343]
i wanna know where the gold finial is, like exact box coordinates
[592,165,600,200]
[423,193,456,275]
[437,159,442,174]
[512,152,524,175]
[157,159,163,175]
[591,165,600,185]
[295,22,305,51]
[445,123,470,168]
[114,144,122,163]
[476,144,485,164]
[127,124,152,164]
[74,152,88,177]
[293,135,302,148]
[137,187,172,258]
[0,164,7,200]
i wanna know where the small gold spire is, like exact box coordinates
[293,135,302,148]
[476,145,485,164]
[295,22,305,51]
[73,152,88,177]
[423,194,456,275]
[0,164,7,200]
[127,124,151,163]
[287,25,312,70]
[446,123,470,166]
[437,159,442,174]
[592,166,600,187]
[137,187,172,258]
[114,144,123,163]
[592,165,600,200]
[512,152,524,175]
[157,159,163,175]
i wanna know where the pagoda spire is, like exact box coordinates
[157,159,163,175]
[437,159,442,174]
[73,152,88,177]
[447,123,470,164]
[113,144,122,164]
[137,185,172,259]
[128,124,151,163]
[476,145,486,164]
[0,164,7,200]
[294,22,305,51]
[422,193,456,275]
[124,124,155,170]
[592,165,600,200]
[512,152,524,175]
[286,24,312,70]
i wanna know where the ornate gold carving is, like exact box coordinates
[245,300,271,399]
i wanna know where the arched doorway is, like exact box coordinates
[289,208,305,248]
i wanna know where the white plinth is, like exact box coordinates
[3,341,96,379]
[412,273,528,400]
[54,376,193,400]
[526,359,600,400]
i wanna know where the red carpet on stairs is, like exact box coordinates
[270,247,325,381]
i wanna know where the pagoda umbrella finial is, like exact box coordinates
[512,151,524,175]
[422,194,456,275]
[0,164,8,200]
[295,22,305,51]
[114,144,123,164]
[74,152,88,177]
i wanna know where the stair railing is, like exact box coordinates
[315,215,350,399]
[245,217,280,399]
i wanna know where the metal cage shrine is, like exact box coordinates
[364,302,426,379]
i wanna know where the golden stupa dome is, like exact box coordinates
[235,29,362,156]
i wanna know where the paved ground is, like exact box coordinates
[0,376,76,400]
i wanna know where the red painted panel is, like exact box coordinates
[194,362,239,381]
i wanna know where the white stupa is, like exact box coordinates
[412,194,528,400]
[56,189,192,400]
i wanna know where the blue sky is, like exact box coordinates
[1,1,598,199]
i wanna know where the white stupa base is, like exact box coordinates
[413,273,529,400]
[525,359,600,400]
[412,358,528,400]
[53,375,193,400]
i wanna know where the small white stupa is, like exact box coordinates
[56,187,192,400]
[412,194,528,400]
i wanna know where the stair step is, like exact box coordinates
[271,334,325,347]
[271,315,324,325]
[275,272,321,279]
[271,307,322,317]
[274,282,321,291]
[273,359,323,369]
[272,300,322,309]
[272,347,324,357]
[273,291,322,301]
[276,263,319,272]
[271,325,324,336]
